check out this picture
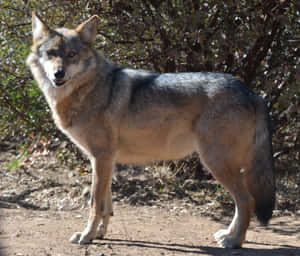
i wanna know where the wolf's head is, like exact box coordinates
[28,13,99,88]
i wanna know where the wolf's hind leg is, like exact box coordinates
[197,146,255,248]
[213,185,254,248]
[214,204,238,240]
[195,104,256,248]
[199,155,255,248]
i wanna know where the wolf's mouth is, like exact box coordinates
[54,80,66,86]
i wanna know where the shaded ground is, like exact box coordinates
[0,144,299,255]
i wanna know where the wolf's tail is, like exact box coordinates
[246,96,276,225]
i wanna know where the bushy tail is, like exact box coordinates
[247,96,276,225]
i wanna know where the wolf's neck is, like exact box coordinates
[52,84,87,129]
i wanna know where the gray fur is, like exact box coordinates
[27,14,275,248]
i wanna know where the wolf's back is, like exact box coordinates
[246,96,276,225]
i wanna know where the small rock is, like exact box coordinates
[183,179,198,190]
[104,244,113,249]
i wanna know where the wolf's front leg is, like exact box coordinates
[96,189,113,238]
[70,153,115,244]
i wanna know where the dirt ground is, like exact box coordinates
[1,206,300,256]
[0,145,299,256]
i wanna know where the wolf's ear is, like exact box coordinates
[75,15,99,45]
[32,12,50,43]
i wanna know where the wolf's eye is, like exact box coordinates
[67,51,77,58]
[47,50,57,58]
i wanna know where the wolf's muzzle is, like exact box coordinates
[54,69,66,86]
[54,69,65,79]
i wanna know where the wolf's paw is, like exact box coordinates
[214,229,231,241]
[218,237,242,249]
[214,234,242,249]
[69,232,82,244]
[96,224,107,239]
[69,231,93,244]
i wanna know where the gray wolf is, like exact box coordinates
[26,13,275,248]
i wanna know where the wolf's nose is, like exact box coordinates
[54,69,65,79]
